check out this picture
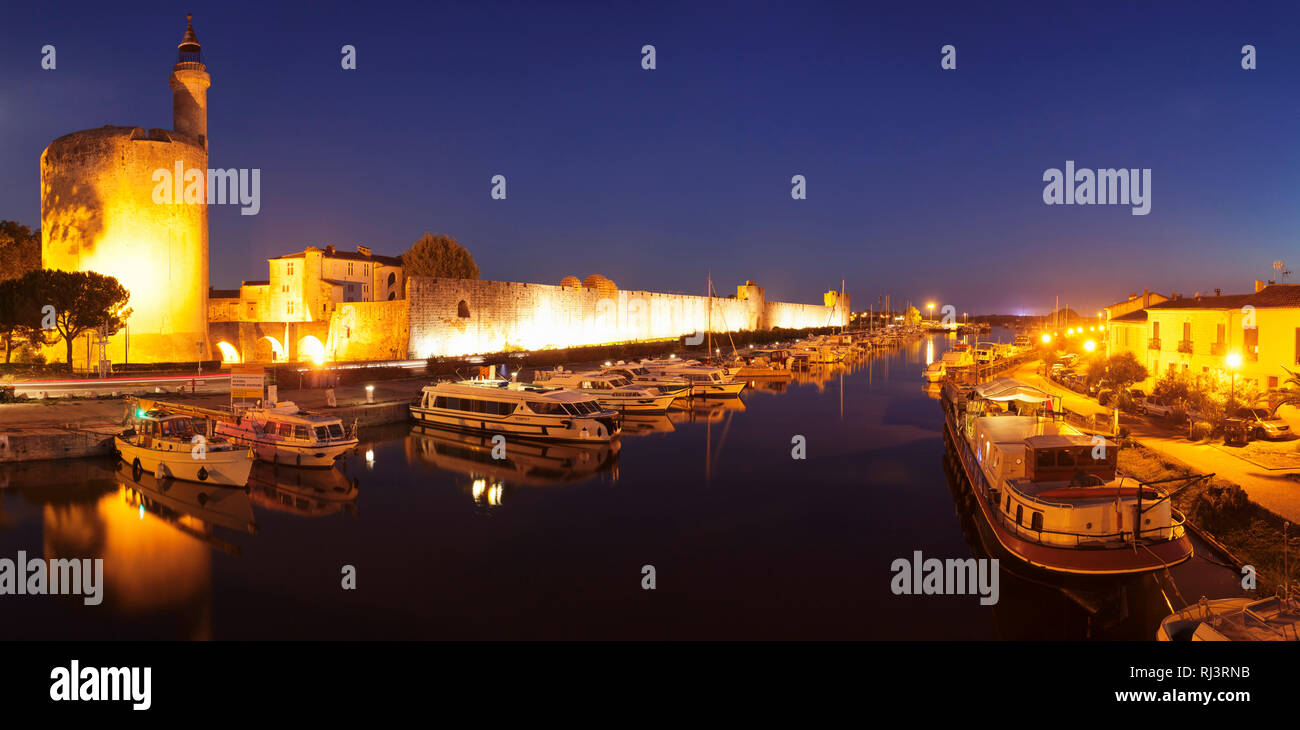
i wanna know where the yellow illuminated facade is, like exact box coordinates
[1108,283,1300,393]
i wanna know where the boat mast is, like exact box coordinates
[707,271,712,357]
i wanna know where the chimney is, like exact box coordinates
[1142,288,1150,307]
[1215,288,1221,296]
[1256,280,1267,293]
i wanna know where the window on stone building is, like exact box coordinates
[287,301,294,315]
[287,262,294,276]
[1270,376,1279,389]
[388,292,396,301]
[388,272,396,287]
[247,302,255,316]
[458,300,470,318]
[347,262,354,276]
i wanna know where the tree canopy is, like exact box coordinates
[401,232,480,280]
[0,221,41,282]
[25,269,132,367]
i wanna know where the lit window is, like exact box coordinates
[287,262,294,276]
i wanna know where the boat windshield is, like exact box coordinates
[157,418,194,438]
[328,423,345,438]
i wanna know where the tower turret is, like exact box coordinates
[169,14,210,148]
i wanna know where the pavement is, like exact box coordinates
[1012,362,1300,524]
[0,376,428,431]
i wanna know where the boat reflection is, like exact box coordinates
[116,459,257,548]
[247,462,359,518]
[667,396,746,424]
[620,414,676,436]
[404,422,620,489]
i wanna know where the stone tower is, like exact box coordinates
[40,15,211,366]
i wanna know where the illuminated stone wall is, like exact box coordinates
[41,126,209,366]
[406,277,848,358]
[324,300,410,362]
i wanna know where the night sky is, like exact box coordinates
[2,1,1298,314]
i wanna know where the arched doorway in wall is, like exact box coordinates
[298,335,325,365]
[254,336,285,362]
[215,341,241,364]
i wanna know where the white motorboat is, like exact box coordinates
[116,408,255,486]
[1157,595,1300,641]
[637,362,745,397]
[533,369,679,413]
[215,401,358,468]
[410,379,622,442]
[599,363,691,397]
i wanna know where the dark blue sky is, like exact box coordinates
[3,1,1298,314]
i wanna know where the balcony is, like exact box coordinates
[1177,340,1193,354]
[1148,338,1161,351]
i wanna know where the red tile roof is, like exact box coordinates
[1146,285,1300,310]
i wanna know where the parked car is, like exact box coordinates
[1099,387,1145,408]
[1139,395,1183,420]
[1233,407,1293,440]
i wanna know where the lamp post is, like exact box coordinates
[1225,351,1243,423]
[926,302,935,324]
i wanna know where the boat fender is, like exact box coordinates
[155,462,169,480]
[197,466,208,481]
[132,458,143,481]
[296,453,302,467]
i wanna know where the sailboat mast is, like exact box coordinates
[707,272,712,356]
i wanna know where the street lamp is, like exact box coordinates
[1225,351,1243,415]
[926,302,935,322]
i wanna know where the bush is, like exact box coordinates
[1190,482,1251,533]
[1188,421,1213,441]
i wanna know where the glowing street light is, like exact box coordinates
[1040,333,1053,344]
[1225,351,1243,417]
[1083,339,1097,352]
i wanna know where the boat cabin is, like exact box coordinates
[1023,434,1117,483]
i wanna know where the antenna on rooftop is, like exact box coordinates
[1274,260,1290,283]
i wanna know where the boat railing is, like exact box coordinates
[993,505,1186,547]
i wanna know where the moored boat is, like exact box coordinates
[115,409,255,487]
[940,377,1194,575]
[214,401,358,467]
[533,369,679,413]
[1157,595,1300,641]
[410,379,622,442]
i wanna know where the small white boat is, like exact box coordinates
[215,401,358,468]
[600,363,691,397]
[533,369,679,413]
[637,363,745,397]
[116,409,255,487]
[1157,595,1300,641]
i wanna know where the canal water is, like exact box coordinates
[0,332,1242,640]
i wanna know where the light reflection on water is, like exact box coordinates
[0,330,1239,639]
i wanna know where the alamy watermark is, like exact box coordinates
[1042,161,1150,215]
[890,550,999,605]
[152,161,261,215]
[0,551,103,605]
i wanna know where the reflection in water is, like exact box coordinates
[247,463,359,518]
[404,423,620,498]
[620,414,676,437]
[666,396,746,424]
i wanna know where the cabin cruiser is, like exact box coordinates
[411,380,621,441]
[600,363,691,397]
[924,348,976,383]
[532,369,679,413]
[1157,595,1300,641]
[215,401,358,468]
[940,377,1193,575]
[636,363,746,397]
[116,409,255,486]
